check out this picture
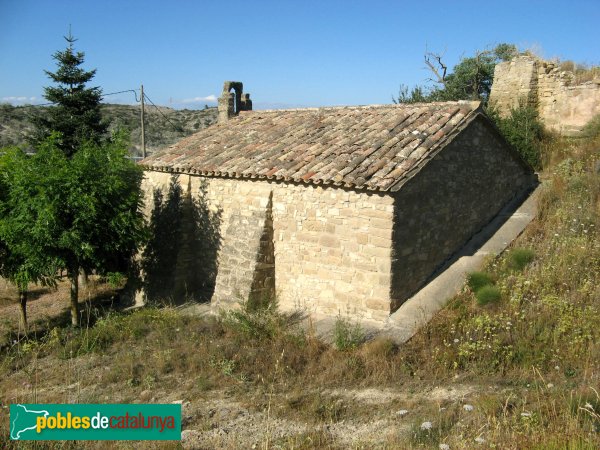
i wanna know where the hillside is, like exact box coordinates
[0,103,218,156]
[1,128,599,448]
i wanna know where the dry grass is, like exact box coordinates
[558,60,600,84]
[1,135,599,448]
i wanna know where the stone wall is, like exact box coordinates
[390,116,536,307]
[490,56,600,135]
[141,117,536,319]
[488,56,538,112]
[141,172,395,321]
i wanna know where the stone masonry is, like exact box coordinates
[390,117,534,307]
[142,172,395,321]
[141,98,536,322]
[217,81,252,123]
[490,55,600,135]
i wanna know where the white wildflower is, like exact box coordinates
[453,338,460,343]
[555,365,560,371]
[521,412,532,417]
[420,421,433,430]
[547,383,554,389]
[584,402,594,410]
[463,404,474,412]
[396,409,409,416]
[474,436,486,444]
[439,444,450,450]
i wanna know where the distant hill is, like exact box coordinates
[0,103,218,156]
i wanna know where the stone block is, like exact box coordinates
[369,235,392,247]
[370,218,392,229]
[319,234,339,248]
[356,233,369,244]
[365,298,390,312]
[362,246,391,258]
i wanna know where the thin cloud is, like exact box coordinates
[180,95,217,104]
[1,96,41,105]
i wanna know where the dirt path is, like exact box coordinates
[0,277,120,344]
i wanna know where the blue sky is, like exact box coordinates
[1,0,598,109]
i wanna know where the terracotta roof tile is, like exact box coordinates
[142,101,482,192]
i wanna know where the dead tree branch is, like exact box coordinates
[424,50,448,85]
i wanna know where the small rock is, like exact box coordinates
[463,404,474,412]
[139,390,152,401]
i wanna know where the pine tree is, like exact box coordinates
[31,31,107,156]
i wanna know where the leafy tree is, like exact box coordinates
[30,31,107,157]
[396,43,519,104]
[392,84,427,104]
[494,43,519,62]
[4,132,146,326]
[0,147,58,331]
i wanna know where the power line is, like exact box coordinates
[103,89,140,102]
[7,89,141,108]
[5,87,189,146]
[142,92,184,132]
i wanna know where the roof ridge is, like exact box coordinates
[142,101,485,192]
[250,101,481,114]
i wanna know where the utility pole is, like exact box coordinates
[140,84,146,158]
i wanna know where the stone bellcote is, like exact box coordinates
[218,81,252,123]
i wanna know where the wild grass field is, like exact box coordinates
[0,126,599,448]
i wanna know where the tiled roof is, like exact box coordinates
[142,101,483,192]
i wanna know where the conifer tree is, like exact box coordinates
[31,31,107,156]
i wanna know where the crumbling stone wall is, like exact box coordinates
[490,56,600,135]
[390,117,536,308]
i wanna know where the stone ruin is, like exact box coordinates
[489,55,600,135]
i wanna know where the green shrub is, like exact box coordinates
[475,285,502,306]
[581,114,600,139]
[508,248,535,271]
[221,300,302,342]
[467,271,494,292]
[491,103,545,170]
[333,316,365,351]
